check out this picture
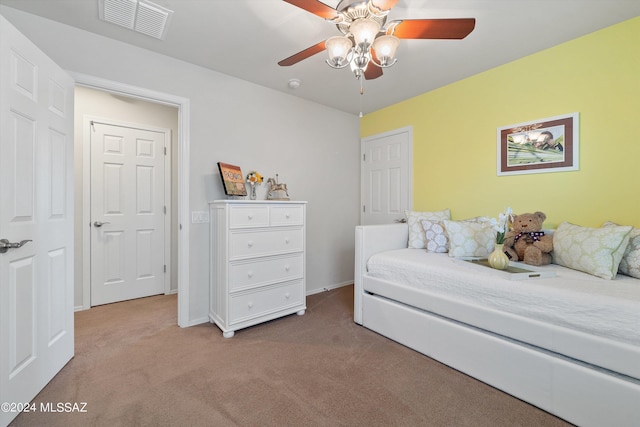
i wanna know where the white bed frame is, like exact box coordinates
[354,223,640,427]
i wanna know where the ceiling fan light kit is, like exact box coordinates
[325,17,400,74]
[280,0,475,83]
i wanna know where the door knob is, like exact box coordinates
[0,239,32,254]
[93,221,111,227]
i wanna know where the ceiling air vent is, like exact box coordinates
[98,0,173,40]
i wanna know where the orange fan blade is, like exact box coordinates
[391,18,476,39]
[370,0,399,12]
[278,41,327,66]
[282,0,339,20]
[364,63,383,80]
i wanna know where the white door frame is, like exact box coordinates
[71,72,192,327]
[84,116,172,303]
[360,126,413,224]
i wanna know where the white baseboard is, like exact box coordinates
[185,316,210,327]
[306,281,353,296]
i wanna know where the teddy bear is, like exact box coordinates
[503,211,553,266]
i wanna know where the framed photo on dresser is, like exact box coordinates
[217,162,247,196]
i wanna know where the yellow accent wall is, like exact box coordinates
[361,17,640,228]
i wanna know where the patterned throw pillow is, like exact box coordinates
[553,222,633,280]
[420,219,448,253]
[405,209,451,249]
[603,221,640,279]
[442,219,495,258]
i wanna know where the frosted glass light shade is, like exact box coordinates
[372,35,399,66]
[325,36,352,67]
[350,18,380,48]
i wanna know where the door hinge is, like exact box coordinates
[164,146,167,155]
[164,265,166,273]
[164,205,166,215]
[363,205,366,213]
[363,154,366,161]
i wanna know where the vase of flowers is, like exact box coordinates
[246,171,263,200]
[488,207,512,270]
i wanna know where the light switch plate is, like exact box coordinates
[191,211,209,223]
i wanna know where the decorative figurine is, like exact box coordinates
[266,174,289,200]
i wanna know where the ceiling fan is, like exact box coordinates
[278,0,476,81]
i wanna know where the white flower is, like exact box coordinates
[495,207,513,243]
[489,217,500,233]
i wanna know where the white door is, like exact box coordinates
[90,121,167,306]
[361,127,412,225]
[0,16,74,427]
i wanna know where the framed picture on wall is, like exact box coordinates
[217,162,247,196]
[497,112,579,176]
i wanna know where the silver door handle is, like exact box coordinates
[0,238,32,254]
[94,221,111,227]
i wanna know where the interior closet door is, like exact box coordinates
[361,127,412,225]
[90,121,167,306]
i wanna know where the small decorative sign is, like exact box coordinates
[217,162,247,196]
[497,112,579,176]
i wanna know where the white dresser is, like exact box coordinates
[209,200,307,337]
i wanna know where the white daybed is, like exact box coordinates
[354,223,640,427]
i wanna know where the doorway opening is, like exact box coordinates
[72,73,192,327]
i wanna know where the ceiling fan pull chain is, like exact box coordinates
[359,77,365,117]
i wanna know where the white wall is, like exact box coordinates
[74,86,180,307]
[1,6,360,325]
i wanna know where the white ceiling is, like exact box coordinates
[1,0,639,115]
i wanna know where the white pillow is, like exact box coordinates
[603,222,640,279]
[553,222,632,280]
[443,218,495,258]
[405,209,451,249]
[420,216,491,253]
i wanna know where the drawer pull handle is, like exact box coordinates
[284,238,290,244]
[285,292,290,299]
[248,302,254,309]
[247,241,254,248]
[285,213,290,219]
[248,214,253,220]
[284,265,290,272]
[247,271,254,278]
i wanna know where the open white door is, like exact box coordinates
[361,127,413,225]
[0,15,74,427]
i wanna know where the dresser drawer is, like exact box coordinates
[270,205,304,226]
[229,205,269,228]
[229,228,303,259]
[229,253,303,292]
[229,281,304,324]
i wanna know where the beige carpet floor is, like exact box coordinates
[10,285,570,427]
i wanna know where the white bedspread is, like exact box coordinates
[366,249,640,347]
